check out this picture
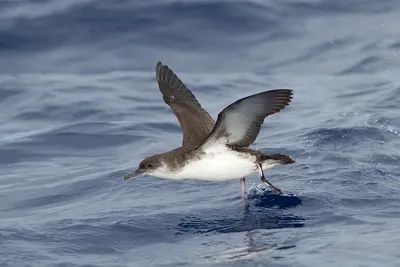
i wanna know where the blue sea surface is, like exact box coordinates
[1,0,400,266]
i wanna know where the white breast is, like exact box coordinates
[151,145,258,181]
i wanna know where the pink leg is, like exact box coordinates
[257,164,283,195]
[240,177,246,198]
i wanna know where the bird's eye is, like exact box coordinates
[148,164,153,168]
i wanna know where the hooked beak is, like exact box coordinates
[124,169,144,180]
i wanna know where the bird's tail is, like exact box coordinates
[262,154,295,165]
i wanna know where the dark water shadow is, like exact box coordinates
[176,190,304,235]
[247,189,303,209]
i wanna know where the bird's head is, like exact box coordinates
[124,154,163,180]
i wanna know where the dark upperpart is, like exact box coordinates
[262,153,295,164]
[230,146,294,165]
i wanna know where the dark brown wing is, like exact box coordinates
[155,61,215,151]
[200,89,293,148]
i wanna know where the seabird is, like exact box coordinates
[124,61,294,197]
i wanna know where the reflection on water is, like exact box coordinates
[180,188,304,263]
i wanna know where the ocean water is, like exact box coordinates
[1,0,400,266]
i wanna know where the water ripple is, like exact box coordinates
[1,0,400,266]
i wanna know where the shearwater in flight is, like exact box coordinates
[124,61,294,197]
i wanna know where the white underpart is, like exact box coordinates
[149,144,280,181]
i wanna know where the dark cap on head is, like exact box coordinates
[124,155,163,180]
